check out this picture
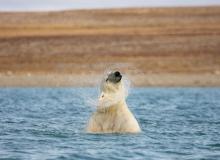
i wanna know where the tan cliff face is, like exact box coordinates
[0,7,220,86]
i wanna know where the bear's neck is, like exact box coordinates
[97,100,127,114]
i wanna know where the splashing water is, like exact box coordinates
[122,75,131,98]
[85,71,131,110]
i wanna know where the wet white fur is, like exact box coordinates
[86,78,141,133]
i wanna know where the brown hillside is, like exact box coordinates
[0,7,220,86]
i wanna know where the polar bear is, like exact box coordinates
[86,71,141,133]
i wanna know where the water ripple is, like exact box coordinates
[0,87,220,160]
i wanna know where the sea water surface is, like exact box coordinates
[0,88,220,160]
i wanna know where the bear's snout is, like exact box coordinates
[114,71,121,77]
[106,71,122,83]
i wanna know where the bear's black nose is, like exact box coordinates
[114,71,121,77]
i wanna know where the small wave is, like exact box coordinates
[207,143,220,148]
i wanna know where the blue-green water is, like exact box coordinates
[0,88,220,160]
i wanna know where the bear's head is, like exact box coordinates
[98,71,128,109]
[105,71,122,84]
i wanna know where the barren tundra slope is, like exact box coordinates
[0,7,220,86]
